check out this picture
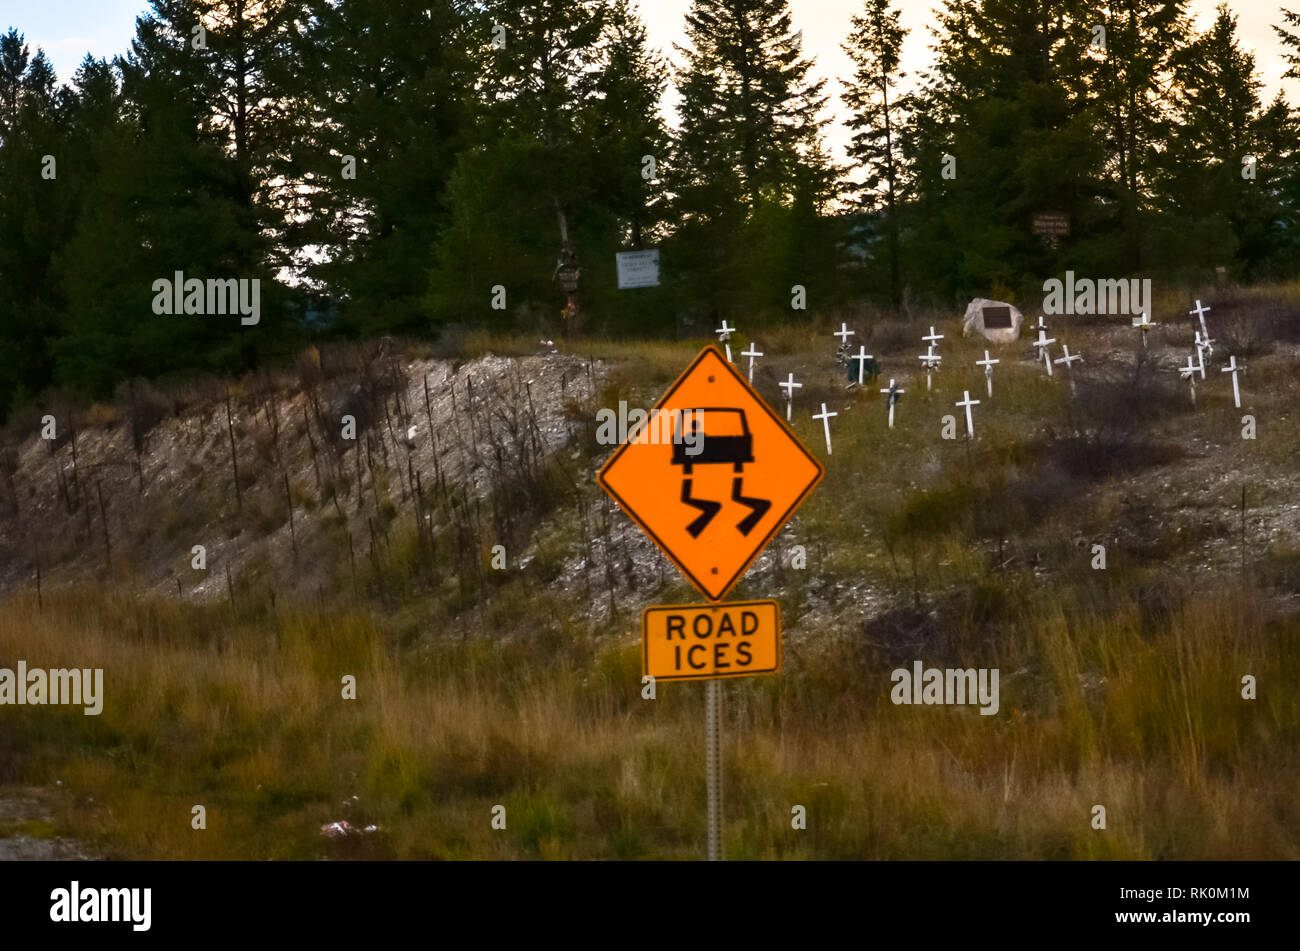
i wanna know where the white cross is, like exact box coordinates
[741,342,763,383]
[834,323,855,346]
[923,326,944,348]
[852,345,874,385]
[1135,312,1157,349]
[1190,298,1210,330]
[976,350,999,398]
[955,390,980,438]
[918,346,941,391]
[1034,316,1049,332]
[813,402,837,455]
[1054,344,1082,394]
[879,379,904,428]
[1032,329,1056,375]
[1193,331,1208,379]
[716,320,735,362]
[1190,300,1214,355]
[1179,355,1198,406]
[1221,355,1244,408]
[779,372,802,422]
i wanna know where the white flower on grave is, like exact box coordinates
[403,425,417,450]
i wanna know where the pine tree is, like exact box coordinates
[669,0,837,320]
[432,0,667,334]
[0,31,67,412]
[1163,5,1282,278]
[1276,7,1300,78]
[1089,1,1193,269]
[291,0,482,336]
[907,0,1103,301]
[842,0,910,307]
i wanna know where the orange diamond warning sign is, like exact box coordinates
[597,346,824,601]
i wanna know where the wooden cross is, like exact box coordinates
[923,326,945,348]
[1190,300,1214,356]
[1054,344,1082,394]
[741,341,763,384]
[834,323,855,346]
[813,403,837,455]
[976,350,999,398]
[1032,328,1056,376]
[779,372,802,422]
[716,320,735,362]
[955,390,980,438]
[1194,331,1209,379]
[1221,355,1244,409]
[879,379,904,429]
[1179,355,1199,407]
[852,345,874,386]
[1134,312,1157,350]
[918,346,942,392]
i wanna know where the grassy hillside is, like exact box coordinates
[2,286,1299,859]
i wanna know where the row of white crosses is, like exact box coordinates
[1182,300,1245,408]
[919,326,943,392]
[1029,315,1084,393]
[716,320,765,384]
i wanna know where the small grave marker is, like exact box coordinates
[1032,328,1056,375]
[851,345,875,386]
[779,372,802,422]
[880,379,905,428]
[741,342,763,384]
[1054,344,1082,395]
[976,350,999,398]
[1221,355,1244,408]
[1179,355,1199,407]
[918,346,942,392]
[955,390,981,438]
[716,320,735,362]
[813,403,837,455]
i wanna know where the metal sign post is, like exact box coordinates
[598,347,823,862]
[705,678,723,861]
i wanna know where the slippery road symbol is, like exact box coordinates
[672,408,771,538]
[597,345,824,602]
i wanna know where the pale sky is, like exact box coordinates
[7,0,1299,165]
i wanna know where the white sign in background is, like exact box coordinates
[616,249,660,289]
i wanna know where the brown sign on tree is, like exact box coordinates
[1032,213,1070,237]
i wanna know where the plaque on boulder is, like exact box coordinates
[962,298,1023,343]
[982,305,1013,329]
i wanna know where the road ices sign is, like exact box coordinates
[643,600,780,682]
[598,345,824,601]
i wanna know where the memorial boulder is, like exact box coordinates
[962,299,1023,344]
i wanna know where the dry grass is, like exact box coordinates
[2,283,1299,860]
[0,573,1295,860]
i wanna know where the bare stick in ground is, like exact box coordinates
[303,403,323,495]
[283,472,298,563]
[96,480,111,569]
[225,391,242,512]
